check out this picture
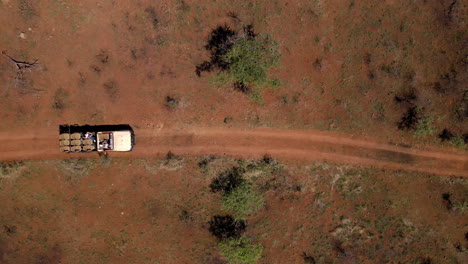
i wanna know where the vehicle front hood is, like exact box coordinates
[113,131,133,151]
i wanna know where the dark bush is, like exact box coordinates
[198,155,216,169]
[196,25,237,76]
[438,129,454,141]
[233,81,250,93]
[3,225,17,235]
[442,192,453,210]
[208,215,246,241]
[397,106,420,130]
[165,151,176,160]
[261,154,274,165]
[242,155,278,170]
[312,58,322,71]
[301,252,316,264]
[454,242,463,252]
[223,117,234,124]
[195,61,212,76]
[165,96,179,109]
[455,91,468,120]
[332,240,347,257]
[198,159,209,170]
[209,167,246,194]
[419,257,433,264]
[394,86,417,103]
[242,24,256,40]
[205,25,237,54]
[178,209,193,223]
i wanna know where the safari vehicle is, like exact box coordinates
[59,124,135,153]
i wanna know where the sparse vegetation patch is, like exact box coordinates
[0,161,25,181]
[59,158,96,184]
[52,88,69,111]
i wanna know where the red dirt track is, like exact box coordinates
[0,127,467,177]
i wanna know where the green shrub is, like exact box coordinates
[222,182,264,219]
[222,37,279,89]
[450,136,465,149]
[413,112,434,137]
[219,237,263,264]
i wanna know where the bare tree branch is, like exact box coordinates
[2,50,44,94]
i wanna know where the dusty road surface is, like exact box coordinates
[0,127,467,177]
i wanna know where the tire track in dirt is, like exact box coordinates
[0,127,466,177]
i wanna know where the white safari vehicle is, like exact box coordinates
[59,124,135,153]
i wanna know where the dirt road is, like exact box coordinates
[0,127,467,177]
